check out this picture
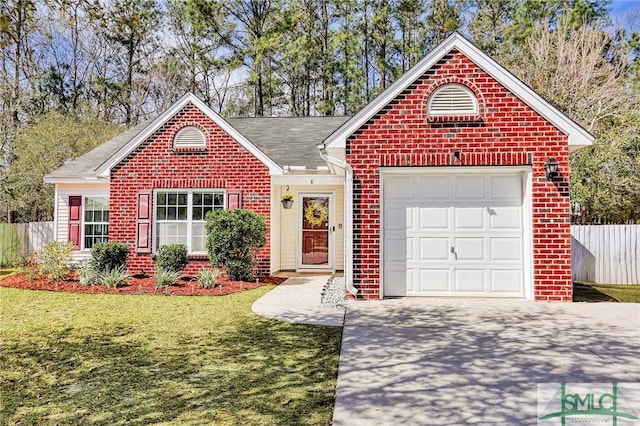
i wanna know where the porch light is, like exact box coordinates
[544,158,559,181]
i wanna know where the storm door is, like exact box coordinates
[299,194,332,268]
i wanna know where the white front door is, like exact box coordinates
[298,194,333,269]
[383,171,526,297]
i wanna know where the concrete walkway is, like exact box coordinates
[332,299,640,425]
[251,274,345,327]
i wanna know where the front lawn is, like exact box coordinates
[574,281,640,302]
[0,287,342,425]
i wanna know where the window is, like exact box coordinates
[84,197,109,249]
[173,126,206,148]
[155,190,224,253]
[427,84,478,116]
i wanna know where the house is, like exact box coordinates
[44,33,593,301]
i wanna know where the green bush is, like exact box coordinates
[156,243,188,274]
[99,265,130,288]
[197,268,221,289]
[37,242,74,281]
[20,253,39,281]
[154,267,179,289]
[206,209,266,281]
[78,262,100,286]
[91,242,129,273]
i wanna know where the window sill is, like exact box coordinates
[426,114,482,123]
[173,147,207,153]
[150,253,209,260]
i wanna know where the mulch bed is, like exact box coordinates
[0,272,286,296]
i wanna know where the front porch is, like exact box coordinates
[271,182,345,275]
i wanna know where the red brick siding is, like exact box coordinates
[110,104,271,276]
[347,51,571,301]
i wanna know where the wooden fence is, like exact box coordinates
[571,225,639,285]
[0,222,53,267]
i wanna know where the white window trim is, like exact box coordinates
[427,83,478,116]
[81,195,109,251]
[153,189,226,254]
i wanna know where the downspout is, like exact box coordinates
[318,147,357,296]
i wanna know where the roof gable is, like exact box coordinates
[323,32,593,152]
[95,93,283,177]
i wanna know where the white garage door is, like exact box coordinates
[383,172,525,297]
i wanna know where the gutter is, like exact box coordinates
[318,146,358,296]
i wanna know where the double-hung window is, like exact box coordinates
[155,190,224,253]
[84,197,109,249]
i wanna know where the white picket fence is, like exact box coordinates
[571,225,639,285]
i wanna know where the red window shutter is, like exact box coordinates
[136,191,153,253]
[68,196,82,249]
[227,191,242,210]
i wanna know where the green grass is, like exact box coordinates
[574,281,640,302]
[0,287,342,425]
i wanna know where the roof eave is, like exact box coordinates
[43,176,110,184]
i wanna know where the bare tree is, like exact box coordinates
[507,18,634,133]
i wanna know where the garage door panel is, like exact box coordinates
[455,238,485,261]
[385,236,409,261]
[490,175,522,201]
[418,176,449,199]
[490,270,522,293]
[386,206,412,231]
[491,238,522,261]
[455,269,485,292]
[419,207,448,230]
[419,237,449,260]
[454,176,485,200]
[385,267,408,296]
[418,269,449,292]
[384,176,414,199]
[490,206,521,229]
[455,207,485,229]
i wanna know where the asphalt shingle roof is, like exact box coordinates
[44,115,349,181]
[228,116,349,169]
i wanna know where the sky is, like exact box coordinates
[609,0,640,15]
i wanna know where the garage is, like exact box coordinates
[383,170,530,298]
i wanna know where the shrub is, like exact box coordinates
[11,253,30,268]
[37,242,74,281]
[99,265,131,288]
[20,253,39,281]
[154,267,179,289]
[156,243,188,274]
[197,268,221,289]
[91,242,129,273]
[206,209,266,281]
[78,262,100,286]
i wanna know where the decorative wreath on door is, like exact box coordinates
[304,202,328,228]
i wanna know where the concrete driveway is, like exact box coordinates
[333,299,640,425]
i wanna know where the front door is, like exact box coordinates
[300,194,332,268]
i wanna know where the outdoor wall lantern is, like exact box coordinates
[544,158,559,181]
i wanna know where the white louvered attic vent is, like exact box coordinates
[427,84,478,116]
[174,126,206,148]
